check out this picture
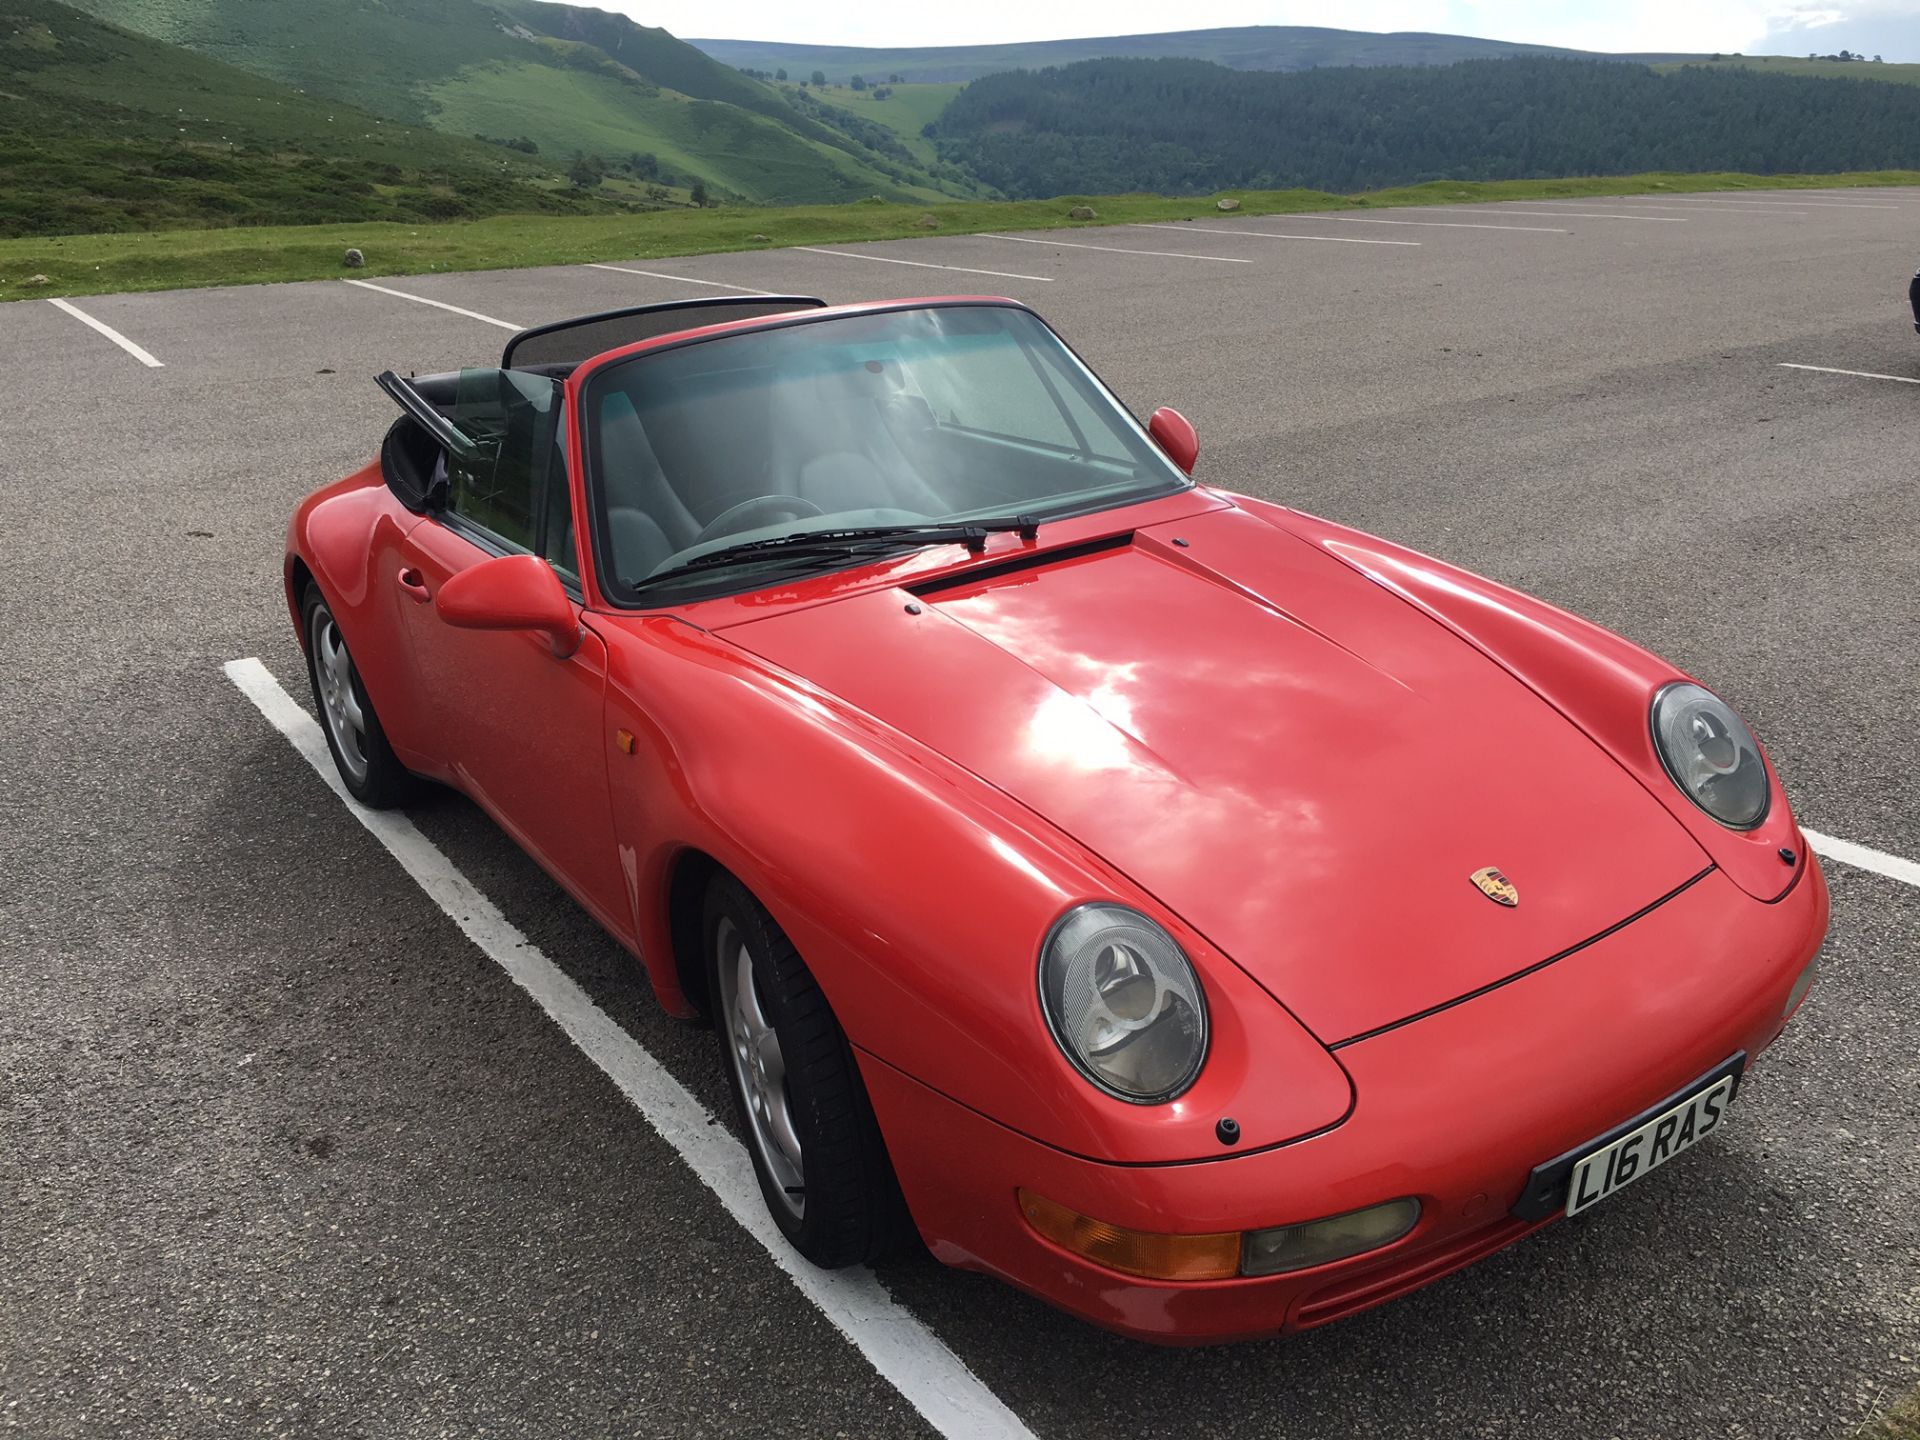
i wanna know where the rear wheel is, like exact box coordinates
[705,872,907,1267]
[301,584,416,809]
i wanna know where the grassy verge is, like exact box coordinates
[7,168,1920,304]
[1862,1388,1920,1440]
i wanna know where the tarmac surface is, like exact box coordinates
[4,190,1919,1438]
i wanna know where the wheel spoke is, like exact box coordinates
[734,945,770,1033]
[340,684,365,735]
[767,1090,804,1173]
[754,1028,785,1090]
[325,631,350,684]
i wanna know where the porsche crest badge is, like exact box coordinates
[1470,867,1519,907]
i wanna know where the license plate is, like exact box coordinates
[1565,1074,1735,1217]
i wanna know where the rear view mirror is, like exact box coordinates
[1148,407,1199,474]
[435,554,581,659]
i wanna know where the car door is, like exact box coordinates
[392,367,634,945]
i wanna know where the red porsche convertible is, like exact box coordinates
[285,294,1827,1343]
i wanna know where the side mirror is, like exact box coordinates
[1147,406,1199,475]
[435,553,581,659]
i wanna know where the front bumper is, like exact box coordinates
[860,859,1829,1343]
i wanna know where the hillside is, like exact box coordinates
[689,25,1704,84]
[0,0,632,236]
[929,56,1920,198]
[1657,54,1920,86]
[58,0,979,204]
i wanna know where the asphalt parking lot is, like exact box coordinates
[4,190,1918,1439]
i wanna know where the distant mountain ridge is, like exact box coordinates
[688,25,1706,84]
[929,55,1920,198]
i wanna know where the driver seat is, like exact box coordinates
[597,390,695,580]
[598,391,700,548]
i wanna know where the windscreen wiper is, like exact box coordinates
[632,516,1043,588]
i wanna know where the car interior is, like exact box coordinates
[379,298,1176,592]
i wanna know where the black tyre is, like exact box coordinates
[704,872,908,1267]
[300,584,417,810]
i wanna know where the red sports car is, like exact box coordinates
[285,295,1827,1343]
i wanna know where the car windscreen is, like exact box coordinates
[581,304,1190,602]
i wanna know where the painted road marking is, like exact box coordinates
[1419,207,1686,221]
[1563,201,1809,216]
[222,657,1035,1440]
[1804,830,1920,889]
[343,279,519,331]
[1241,213,1569,234]
[1643,195,1900,211]
[792,246,1053,282]
[975,233,1250,262]
[586,263,776,294]
[1778,362,1920,385]
[46,298,163,368]
[1130,223,1420,246]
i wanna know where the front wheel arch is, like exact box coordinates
[665,846,723,1021]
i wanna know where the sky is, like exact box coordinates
[615,0,1920,60]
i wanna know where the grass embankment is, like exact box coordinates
[1862,1388,1920,1440]
[8,168,1920,303]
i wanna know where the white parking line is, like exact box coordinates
[1564,201,1809,216]
[343,279,520,331]
[222,657,1034,1440]
[1233,213,1569,234]
[975,233,1249,263]
[586,263,777,294]
[1778,362,1920,385]
[1646,195,1900,211]
[46,298,163,368]
[791,246,1053,282]
[1418,207,1686,222]
[1130,223,1419,247]
[1803,829,1920,889]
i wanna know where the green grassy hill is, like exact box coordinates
[0,0,628,236]
[1656,55,1920,85]
[59,0,979,204]
[689,25,1704,84]
[803,83,964,166]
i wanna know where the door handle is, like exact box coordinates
[396,567,432,603]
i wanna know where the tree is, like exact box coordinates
[690,180,709,208]
[888,73,902,83]
[567,152,604,189]
[851,74,867,90]
[926,55,1920,201]
[628,151,659,178]
[811,69,827,86]
[776,67,787,80]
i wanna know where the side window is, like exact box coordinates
[443,368,574,578]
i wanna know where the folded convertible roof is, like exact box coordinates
[501,295,827,372]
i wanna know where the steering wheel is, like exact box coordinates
[693,494,826,545]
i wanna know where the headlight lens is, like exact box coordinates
[1651,683,1770,829]
[1038,903,1207,1103]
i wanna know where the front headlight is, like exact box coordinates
[1038,903,1207,1104]
[1651,682,1770,829]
